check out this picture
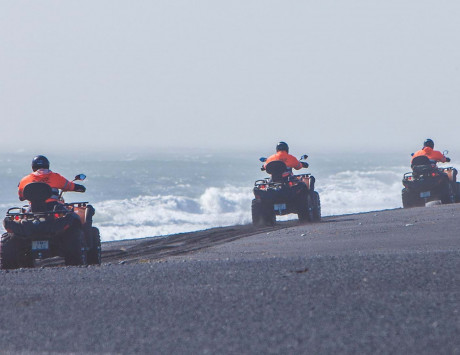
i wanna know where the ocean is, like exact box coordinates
[1,150,456,242]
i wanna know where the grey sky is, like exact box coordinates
[1,1,459,154]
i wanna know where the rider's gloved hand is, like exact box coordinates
[446,157,451,162]
[74,184,86,193]
[301,162,309,168]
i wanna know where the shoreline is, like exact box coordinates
[101,205,441,264]
[102,206,403,245]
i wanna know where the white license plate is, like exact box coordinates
[274,203,287,212]
[420,191,431,198]
[32,241,49,250]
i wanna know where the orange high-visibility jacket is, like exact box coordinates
[18,169,76,202]
[264,151,302,170]
[412,147,447,164]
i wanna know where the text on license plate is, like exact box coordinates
[32,241,49,250]
[420,191,431,198]
[274,203,287,212]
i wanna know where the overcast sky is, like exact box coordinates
[1,1,459,155]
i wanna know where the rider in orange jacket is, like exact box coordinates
[411,139,450,164]
[18,155,86,205]
[264,142,306,170]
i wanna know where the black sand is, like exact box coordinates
[1,204,459,354]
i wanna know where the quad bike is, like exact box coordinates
[402,152,459,208]
[1,174,101,269]
[252,155,321,226]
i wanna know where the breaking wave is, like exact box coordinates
[318,169,404,216]
[94,167,406,241]
[94,186,253,241]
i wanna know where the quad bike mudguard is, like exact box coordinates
[3,212,78,237]
[253,181,307,204]
[402,174,448,193]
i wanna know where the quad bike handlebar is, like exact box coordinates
[259,155,309,171]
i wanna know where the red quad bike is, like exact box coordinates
[1,174,101,269]
[402,153,460,208]
[252,155,321,226]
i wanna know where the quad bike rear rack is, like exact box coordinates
[6,202,89,221]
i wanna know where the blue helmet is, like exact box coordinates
[424,139,434,149]
[32,155,50,171]
[276,142,289,153]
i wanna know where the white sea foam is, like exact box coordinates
[317,169,403,216]
[94,186,253,241]
[94,167,407,241]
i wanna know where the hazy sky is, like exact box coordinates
[1,1,459,155]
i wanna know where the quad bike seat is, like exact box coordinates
[411,155,432,168]
[23,182,52,213]
[411,155,437,174]
[265,161,289,183]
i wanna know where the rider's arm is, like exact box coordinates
[263,154,277,169]
[287,155,302,170]
[50,173,76,191]
[431,150,447,163]
[17,176,30,201]
[18,182,25,201]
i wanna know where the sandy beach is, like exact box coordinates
[1,203,459,354]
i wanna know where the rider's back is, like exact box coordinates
[412,147,446,164]
[264,151,302,170]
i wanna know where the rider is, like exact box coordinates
[411,139,451,165]
[18,155,86,209]
[411,139,457,192]
[264,142,308,170]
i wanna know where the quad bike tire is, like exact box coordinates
[402,188,424,208]
[252,199,275,226]
[262,203,276,226]
[63,228,87,266]
[0,233,33,270]
[252,199,263,226]
[87,227,101,265]
[297,191,312,222]
[440,183,456,205]
[311,191,321,222]
[1,233,21,269]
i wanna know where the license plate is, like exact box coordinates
[420,191,431,198]
[32,241,49,250]
[274,203,287,212]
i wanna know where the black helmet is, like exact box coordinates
[423,139,434,149]
[276,141,289,152]
[32,155,50,171]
